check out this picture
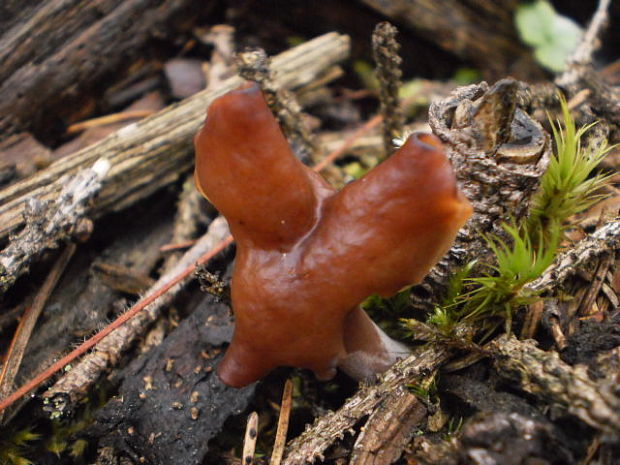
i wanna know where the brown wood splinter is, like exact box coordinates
[194,82,472,387]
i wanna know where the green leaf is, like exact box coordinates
[515,0,556,46]
[515,0,582,72]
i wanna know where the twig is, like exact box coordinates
[313,115,383,172]
[0,159,109,296]
[243,412,259,465]
[0,242,76,422]
[270,379,293,465]
[160,239,197,252]
[0,221,232,413]
[527,219,620,294]
[372,22,404,156]
[548,316,568,350]
[561,0,611,70]
[67,110,155,134]
[41,217,231,414]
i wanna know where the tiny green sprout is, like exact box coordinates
[444,416,464,438]
[406,374,437,402]
[0,428,39,465]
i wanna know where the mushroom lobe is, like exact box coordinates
[194,83,472,387]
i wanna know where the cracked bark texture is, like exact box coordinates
[489,334,620,436]
[411,80,551,309]
[283,345,451,465]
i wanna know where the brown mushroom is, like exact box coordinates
[194,82,472,387]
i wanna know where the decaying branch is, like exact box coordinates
[283,345,451,465]
[42,217,230,414]
[0,33,351,242]
[488,334,620,436]
[556,0,611,89]
[349,386,427,465]
[527,219,620,294]
[0,158,109,295]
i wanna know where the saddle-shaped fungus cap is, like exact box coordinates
[195,83,472,387]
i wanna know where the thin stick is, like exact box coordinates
[270,379,294,465]
[0,243,76,420]
[242,411,259,465]
[160,239,198,252]
[313,114,383,173]
[0,236,233,412]
[67,110,155,134]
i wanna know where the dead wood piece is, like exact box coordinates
[557,0,611,89]
[349,386,427,465]
[243,412,260,465]
[0,0,210,138]
[42,217,230,414]
[488,334,620,436]
[0,158,109,295]
[527,219,620,294]
[0,33,351,242]
[88,296,256,465]
[555,0,619,134]
[271,380,294,465]
[359,0,542,79]
[282,345,451,465]
[160,175,209,275]
[412,80,550,309]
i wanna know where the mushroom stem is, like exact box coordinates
[338,306,410,381]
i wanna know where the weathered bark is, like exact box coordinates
[0,159,109,295]
[359,0,544,80]
[0,32,351,242]
[349,387,427,465]
[489,334,620,436]
[283,345,451,465]
[412,80,550,309]
[0,0,216,139]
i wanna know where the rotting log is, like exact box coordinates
[358,0,544,80]
[0,32,351,243]
[0,0,216,139]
